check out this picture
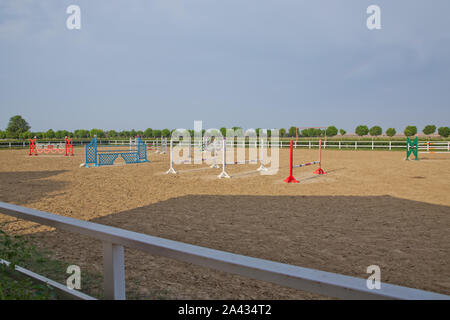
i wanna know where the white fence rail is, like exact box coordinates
[0,202,448,300]
[2,139,450,151]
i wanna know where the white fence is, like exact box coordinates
[0,202,448,300]
[2,139,450,152]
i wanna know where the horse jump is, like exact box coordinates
[284,139,326,183]
[166,138,268,178]
[406,137,450,160]
[84,136,148,167]
[28,137,74,156]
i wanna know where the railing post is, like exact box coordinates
[339,141,341,150]
[355,141,357,150]
[372,141,374,150]
[103,242,126,300]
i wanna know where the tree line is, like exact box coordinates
[1,115,449,139]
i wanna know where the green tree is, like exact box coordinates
[74,129,90,138]
[45,129,55,139]
[106,130,118,138]
[6,115,30,138]
[19,131,33,139]
[220,127,227,137]
[144,128,153,138]
[90,129,105,138]
[255,128,261,137]
[355,125,369,136]
[55,130,70,139]
[339,129,346,136]
[152,129,162,137]
[32,132,45,139]
[0,130,6,139]
[288,126,297,137]
[326,126,338,137]
[422,125,436,136]
[404,126,417,137]
[161,129,171,137]
[369,126,382,137]
[438,126,450,138]
[118,130,129,138]
[385,128,396,137]
[279,128,286,137]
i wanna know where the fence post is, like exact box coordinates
[309,141,311,149]
[389,141,392,151]
[448,141,449,151]
[355,141,357,150]
[339,141,341,150]
[372,141,374,150]
[103,242,126,300]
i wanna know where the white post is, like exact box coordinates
[339,141,341,150]
[210,140,219,168]
[355,141,357,150]
[448,141,449,151]
[257,137,268,172]
[166,139,177,174]
[389,141,392,151]
[309,141,311,149]
[103,242,125,300]
[372,140,374,150]
[218,139,230,179]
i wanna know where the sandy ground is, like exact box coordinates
[0,146,449,299]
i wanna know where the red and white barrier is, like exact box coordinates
[284,139,326,183]
[28,137,74,156]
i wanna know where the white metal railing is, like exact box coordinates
[0,202,448,300]
[2,139,449,151]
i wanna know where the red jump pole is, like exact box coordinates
[284,139,299,183]
[28,138,37,156]
[313,139,326,175]
[65,137,74,156]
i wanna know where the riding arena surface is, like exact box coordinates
[0,147,449,299]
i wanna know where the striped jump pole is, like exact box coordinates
[284,139,326,183]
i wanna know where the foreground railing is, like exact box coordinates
[0,202,449,300]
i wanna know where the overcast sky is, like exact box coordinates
[1,0,449,133]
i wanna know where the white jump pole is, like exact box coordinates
[218,138,230,179]
[210,139,220,168]
[257,137,268,172]
[166,139,177,174]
